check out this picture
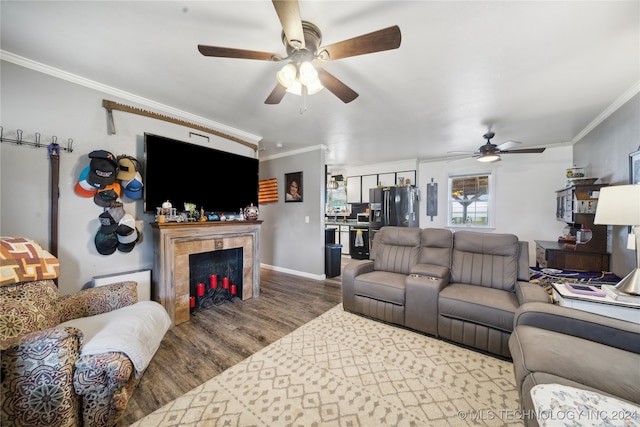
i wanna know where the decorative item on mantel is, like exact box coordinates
[156,200,180,223]
[244,203,259,220]
[191,274,239,313]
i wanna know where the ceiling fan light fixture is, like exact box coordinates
[477,153,501,163]
[298,61,317,86]
[281,61,324,96]
[276,63,297,88]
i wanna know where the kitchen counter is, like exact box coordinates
[325,221,371,259]
[325,219,369,227]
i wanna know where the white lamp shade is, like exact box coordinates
[594,184,640,226]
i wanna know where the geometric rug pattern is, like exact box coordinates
[131,304,521,426]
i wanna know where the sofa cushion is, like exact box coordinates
[373,227,420,274]
[0,279,60,344]
[450,231,519,291]
[354,271,406,305]
[438,283,518,333]
[418,228,453,268]
[59,301,171,377]
[510,325,640,406]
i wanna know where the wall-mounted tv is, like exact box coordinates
[143,133,258,214]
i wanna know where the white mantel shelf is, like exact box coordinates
[151,220,262,326]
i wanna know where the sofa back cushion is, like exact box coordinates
[450,231,519,291]
[1,279,61,344]
[418,228,453,268]
[373,227,420,274]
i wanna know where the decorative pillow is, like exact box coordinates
[1,237,60,286]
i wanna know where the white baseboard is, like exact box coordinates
[260,263,326,281]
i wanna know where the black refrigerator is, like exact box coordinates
[369,186,419,242]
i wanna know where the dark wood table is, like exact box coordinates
[535,240,610,271]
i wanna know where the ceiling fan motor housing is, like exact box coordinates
[282,21,322,60]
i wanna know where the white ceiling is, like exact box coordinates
[1,1,638,167]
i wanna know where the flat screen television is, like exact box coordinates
[143,133,258,214]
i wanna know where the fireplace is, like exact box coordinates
[151,221,261,326]
[189,248,243,299]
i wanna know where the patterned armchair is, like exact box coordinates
[1,237,170,427]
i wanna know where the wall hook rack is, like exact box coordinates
[0,126,74,153]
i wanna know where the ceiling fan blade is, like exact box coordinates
[319,25,401,61]
[317,68,359,103]
[272,0,305,49]
[198,45,282,61]
[500,148,546,154]
[497,140,521,151]
[265,83,287,105]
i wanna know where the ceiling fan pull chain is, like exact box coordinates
[299,85,308,114]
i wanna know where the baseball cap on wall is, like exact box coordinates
[122,172,143,199]
[74,166,97,198]
[117,157,137,181]
[98,206,125,233]
[116,214,139,252]
[87,150,118,189]
[94,182,121,207]
[95,230,118,255]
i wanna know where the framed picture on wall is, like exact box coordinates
[630,148,640,184]
[285,171,303,202]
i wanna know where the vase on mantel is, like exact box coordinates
[244,203,259,220]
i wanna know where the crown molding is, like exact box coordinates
[258,144,327,162]
[573,80,640,144]
[0,50,262,144]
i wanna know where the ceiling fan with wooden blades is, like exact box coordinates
[197,0,401,105]
[449,132,546,162]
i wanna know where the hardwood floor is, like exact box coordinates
[117,264,345,426]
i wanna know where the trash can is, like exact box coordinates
[325,227,336,244]
[325,243,342,278]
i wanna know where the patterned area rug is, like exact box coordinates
[131,305,521,426]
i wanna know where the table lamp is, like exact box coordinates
[594,184,640,295]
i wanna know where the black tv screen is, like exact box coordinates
[143,133,258,214]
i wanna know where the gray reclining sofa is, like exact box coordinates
[342,226,550,357]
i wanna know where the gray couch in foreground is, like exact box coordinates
[342,226,550,357]
[509,302,640,426]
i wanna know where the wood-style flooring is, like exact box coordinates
[117,263,345,426]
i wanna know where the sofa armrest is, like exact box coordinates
[515,281,551,305]
[342,260,375,312]
[410,263,450,279]
[74,352,137,426]
[58,281,138,322]
[405,273,449,336]
[1,327,83,427]
[514,302,640,353]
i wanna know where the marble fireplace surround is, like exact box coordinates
[151,221,262,326]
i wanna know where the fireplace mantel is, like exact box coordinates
[151,221,262,326]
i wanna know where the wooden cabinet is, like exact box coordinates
[536,240,610,271]
[361,175,377,203]
[346,176,362,203]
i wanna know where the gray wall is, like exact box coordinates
[573,93,640,276]
[259,148,326,278]
[1,61,257,295]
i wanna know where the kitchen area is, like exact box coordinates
[324,170,418,277]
